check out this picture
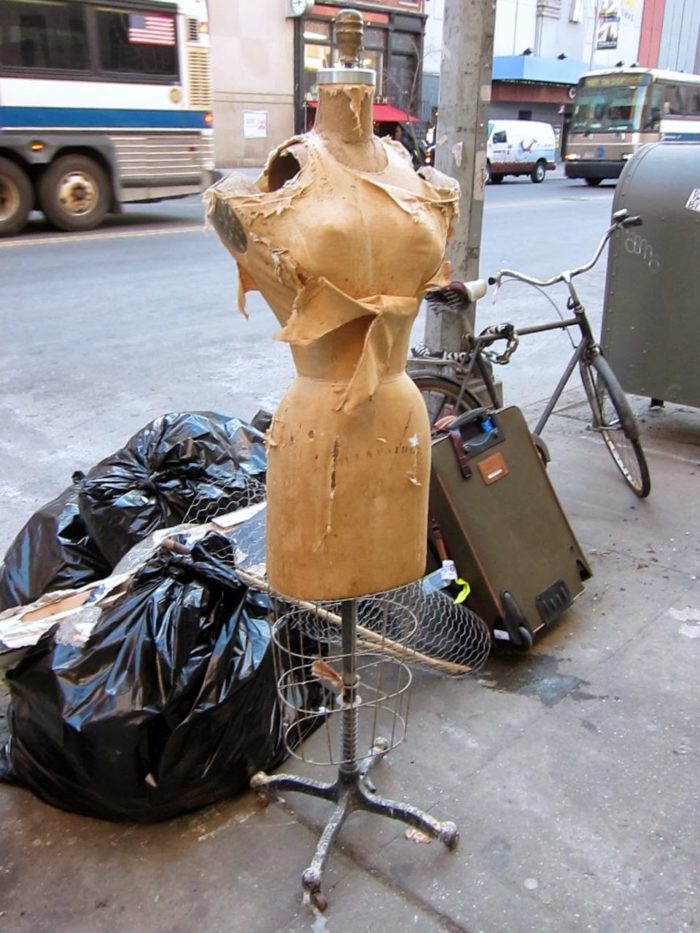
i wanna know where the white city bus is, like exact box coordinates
[564,67,700,186]
[0,0,214,235]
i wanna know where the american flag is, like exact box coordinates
[128,13,176,47]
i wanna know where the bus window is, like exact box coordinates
[572,77,648,133]
[0,0,89,71]
[687,89,700,117]
[96,7,178,79]
[641,85,663,131]
[663,85,685,116]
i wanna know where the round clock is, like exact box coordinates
[289,0,312,16]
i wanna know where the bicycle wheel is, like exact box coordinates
[579,353,651,498]
[408,372,481,427]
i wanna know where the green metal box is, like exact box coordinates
[602,142,700,408]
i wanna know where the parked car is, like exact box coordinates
[486,120,556,184]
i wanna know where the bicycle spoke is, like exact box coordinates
[580,358,651,498]
[408,374,481,428]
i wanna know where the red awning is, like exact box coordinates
[305,101,418,123]
[372,103,418,124]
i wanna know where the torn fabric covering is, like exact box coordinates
[206,87,461,599]
[278,280,418,411]
[206,132,459,412]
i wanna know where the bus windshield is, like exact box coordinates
[571,78,647,133]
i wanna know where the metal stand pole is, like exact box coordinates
[251,598,459,912]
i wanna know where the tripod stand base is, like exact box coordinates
[251,737,459,912]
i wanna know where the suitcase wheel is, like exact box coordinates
[532,433,550,466]
[500,591,533,651]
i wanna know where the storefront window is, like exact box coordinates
[302,20,386,101]
[364,27,385,51]
[391,32,419,55]
[303,42,331,100]
[302,22,330,43]
[299,14,422,121]
[361,50,383,93]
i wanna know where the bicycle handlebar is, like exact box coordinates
[487,208,643,290]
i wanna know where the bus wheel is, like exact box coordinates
[0,157,32,237]
[584,177,602,187]
[38,155,109,232]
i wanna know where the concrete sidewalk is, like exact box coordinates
[0,390,698,933]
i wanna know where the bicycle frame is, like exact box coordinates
[412,209,644,434]
[462,307,596,437]
[463,211,643,434]
[410,208,651,497]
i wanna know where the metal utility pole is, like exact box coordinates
[426,0,497,352]
[589,0,600,69]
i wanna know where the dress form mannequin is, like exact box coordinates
[207,14,459,600]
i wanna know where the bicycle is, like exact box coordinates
[408,209,651,498]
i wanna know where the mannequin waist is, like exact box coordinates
[288,317,412,381]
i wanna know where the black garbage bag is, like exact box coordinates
[78,411,267,566]
[0,480,111,613]
[0,533,296,822]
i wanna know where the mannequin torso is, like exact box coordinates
[207,81,459,599]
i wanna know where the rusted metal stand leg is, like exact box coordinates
[355,781,459,848]
[249,770,337,802]
[300,785,352,910]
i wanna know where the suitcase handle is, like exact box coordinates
[447,407,488,431]
[449,429,473,479]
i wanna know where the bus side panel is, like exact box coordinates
[564,131,659,180]
[113,129,215,199]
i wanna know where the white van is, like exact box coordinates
[486,120,556,184]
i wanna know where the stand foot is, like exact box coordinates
[357,781,460,848]
[251,738,458,911]
[251,770,337,803]
[301,793,351,908]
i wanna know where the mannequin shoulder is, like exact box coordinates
[416,165,461,200]
[261,135,313,192]
[381,136,414,166]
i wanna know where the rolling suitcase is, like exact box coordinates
[428,406,592,648]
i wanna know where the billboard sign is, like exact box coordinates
[596,0,621,50]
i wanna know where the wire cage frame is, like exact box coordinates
[169,465,492,681]
[387,579,492,675]
[183,472,266,526]
[271,597,416,767]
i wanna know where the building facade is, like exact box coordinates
[425,0,645,151]
[209,0,428,167]
[639,0,700,73]
[209,0,700,167]
[208,2,294,167]
[425,0,699,156]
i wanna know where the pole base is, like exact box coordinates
[250,737,459,912]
